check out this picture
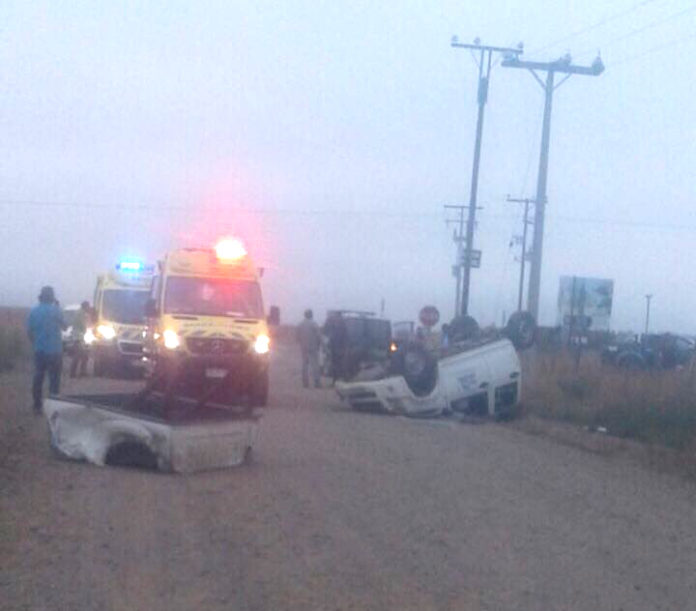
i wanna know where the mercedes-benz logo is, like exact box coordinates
[211,339,224,354]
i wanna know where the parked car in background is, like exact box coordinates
[601,332,695,370]
[320,311,394,380]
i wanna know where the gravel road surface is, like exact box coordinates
[1,342,695,610]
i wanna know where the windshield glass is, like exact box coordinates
[164,277,263,318]
[101,290,149,324]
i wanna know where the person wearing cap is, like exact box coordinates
[69,301,91,378]
[27,286,66,413]
[296,308,322,388]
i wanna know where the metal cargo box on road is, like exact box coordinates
[44,394,259,473]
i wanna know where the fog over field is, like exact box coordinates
[2,1,695,331]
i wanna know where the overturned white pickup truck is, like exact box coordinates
[336,337,522,419]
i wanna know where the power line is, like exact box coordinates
[575,2,696,59]
[0,198,439,219]
[529,0,663,54]
[609,31,696,66]
[6,197,696,232]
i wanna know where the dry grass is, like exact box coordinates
[0,307,28,373]
[521,349,696,456]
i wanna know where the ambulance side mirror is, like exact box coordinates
[267,305,280,326]
[145,299,159,318]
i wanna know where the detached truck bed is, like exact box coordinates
[44,393,259,473]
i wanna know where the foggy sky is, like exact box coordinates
[2,0,695,332]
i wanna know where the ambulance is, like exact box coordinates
[86,260,154,376]
[142,238,270,408]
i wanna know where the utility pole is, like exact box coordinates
[444,204,467,315]
[645,294,653,335]
[452,37,523,316]
[506,196,535,312]
[502,53,604,321]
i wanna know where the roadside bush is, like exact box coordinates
[521,349,696,451]
[0,326,25,372]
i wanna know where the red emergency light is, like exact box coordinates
[214,238,247,262]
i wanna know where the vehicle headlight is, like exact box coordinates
[84,328,96,345]
[254,334,270,355]
[163,329,180,350]
[97,324,116,340]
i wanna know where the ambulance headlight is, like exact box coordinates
[254,334,270,355]
[163,329,181,350]
[97,324,116,340]
[84,328,96,345]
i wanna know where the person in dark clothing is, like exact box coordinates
[69,301,90,378]
[296,309,322,388]
[27,286,65,413]
[323,311,347,383]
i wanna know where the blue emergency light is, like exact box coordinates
[117,260,143,271]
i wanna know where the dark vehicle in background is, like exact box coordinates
[601,332,695,370]
[320,311,393,380]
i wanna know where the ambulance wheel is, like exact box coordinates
[93,356,107,377]
[249,370,269,407]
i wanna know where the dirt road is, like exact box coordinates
[2,342,695,610]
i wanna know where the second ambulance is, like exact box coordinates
[86,260,154,376]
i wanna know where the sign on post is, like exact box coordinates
[458,249,482,268]
[419,305,440,328]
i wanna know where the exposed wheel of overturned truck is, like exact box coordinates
[504,311,537,350]
[390,344,438,397]
[448,315,480,343]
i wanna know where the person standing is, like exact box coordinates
[296,309,322,388]
[69,301,90,378]
[27,286,65,414]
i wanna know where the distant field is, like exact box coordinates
[0,307,28,371]
[521,348,696,467]
[0,307,28,328]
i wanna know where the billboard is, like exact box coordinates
[557,276,614,332]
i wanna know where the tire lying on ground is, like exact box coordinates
[390,344,438,397]
[504,311,537,350]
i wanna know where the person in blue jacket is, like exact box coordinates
[27,286,65,413]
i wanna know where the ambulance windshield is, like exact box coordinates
[102,290,150,324]
[164,277,263,318]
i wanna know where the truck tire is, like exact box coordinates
[249,369,269,407]
[448,315,480,343]
[93,356,107,377]
[505,311,537,350]
[391,344,438,397]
